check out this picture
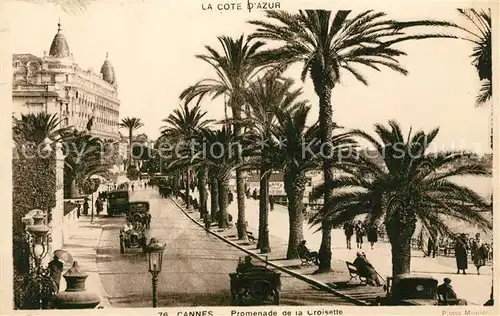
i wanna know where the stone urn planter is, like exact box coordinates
[54,261,100,309]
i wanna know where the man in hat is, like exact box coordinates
[47,253,64,293]
[236,255,255,273]
[437,278,458,302]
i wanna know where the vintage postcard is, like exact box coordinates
[0,0,498,315]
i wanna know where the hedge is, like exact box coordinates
[12,147,56,235]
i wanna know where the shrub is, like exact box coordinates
[13,266,55,310]
[12,147,56,234]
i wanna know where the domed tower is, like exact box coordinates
[49,21,71,58]
[100,53,116,85]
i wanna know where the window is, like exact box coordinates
[27,103,44,115]
[75,91,79,98]
[65,74,69,82]
[51,74,56,83]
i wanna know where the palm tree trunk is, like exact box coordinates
[185,169,191,209]
[230,97,247,240]
[128,129,133,168]
[210,175,219,220]
[236,170,247,239]
[386,211,417,275]
[197,167,208,218]
[217,172,230,228]
[317,86,334,273]
[284,170,306,259]
[258,166,271,253]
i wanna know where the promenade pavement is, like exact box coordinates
[187,189,493,305]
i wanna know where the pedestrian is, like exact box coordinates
[83,199,89,216]
[95,199,101,216]
[203,212,212,235]
[471,233,486,275]
[426,236,436,258]
[454,233,469,275]
[252,189,258,200]
[343,221,354,250]
[269,196,275,211]
[355,221,365,249]
[47,254,64,294]
[76,203,81,218]
[367,225,378,250]
[131,183,135,192]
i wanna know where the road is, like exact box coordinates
[96,187,355,307]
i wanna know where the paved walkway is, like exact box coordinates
[187,189,493,305]
[60,215,111,308]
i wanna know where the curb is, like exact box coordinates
[170,197,369,306]
[95,225,112,308]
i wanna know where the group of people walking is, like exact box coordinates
[454,232,490,275]
[343,220,379,250]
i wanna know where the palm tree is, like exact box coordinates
[62,130,111,197]
[180,35,271,240]
[13,113,68,146]
[161,104,213,210]
[241,74,306,253]
[310,120,492,275]
[119,117,144,169]
[172,127,255,228]
[26,0,89,14]
[248,9,456,272]
[273,105,355,259]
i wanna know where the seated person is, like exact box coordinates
[123,222,133,232]
[437,278,458,302]
[297,240,319,265]
[353,252,381,286]
[236,256,255,273]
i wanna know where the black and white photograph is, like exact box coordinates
[0,0,498,314]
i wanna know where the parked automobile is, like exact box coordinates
[106,190,129,216]
[374,274,467,306]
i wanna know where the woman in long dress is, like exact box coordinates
[454,233,469,274]
[471,233,486,275]
[367,226,378,250]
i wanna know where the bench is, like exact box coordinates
[247,231,257,243]
[298,251,318,266]
[346,261,367,284]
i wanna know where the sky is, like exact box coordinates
[3,0,494,154]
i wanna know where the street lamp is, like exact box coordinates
[144,238,165,308]
[26,210,51,269]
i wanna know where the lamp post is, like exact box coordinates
[26,210,51,270]
[144,238,165,308]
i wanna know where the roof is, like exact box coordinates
[100,53,116,84]
[49,22,71,58]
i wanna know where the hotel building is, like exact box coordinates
[12,22,120,140]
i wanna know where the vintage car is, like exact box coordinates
[374,274,467,306]
[159,185,172,198]
[119,222,147,254]
[107,190,130,216]
[128,201,151,229]
[229,258,281,306]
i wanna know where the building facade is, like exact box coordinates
[12,22,120,140]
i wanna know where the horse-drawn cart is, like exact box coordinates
[229,258,281,306]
